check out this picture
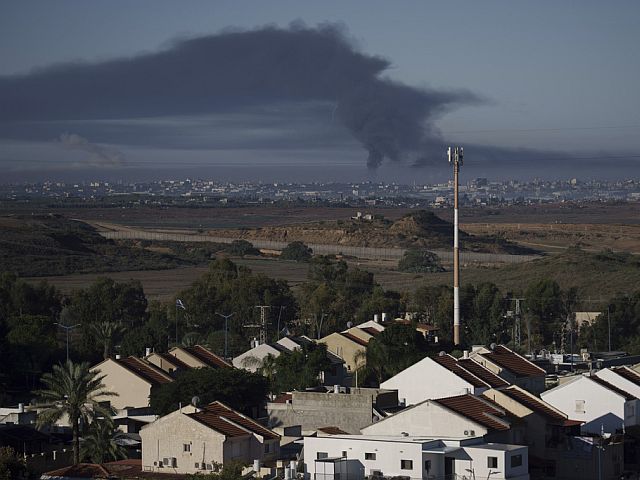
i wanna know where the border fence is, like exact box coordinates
[101,229,540,264]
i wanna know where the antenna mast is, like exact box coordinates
[448,146,464,346]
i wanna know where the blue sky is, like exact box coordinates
[1,1,639,182]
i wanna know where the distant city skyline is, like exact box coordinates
[1,1,639,182]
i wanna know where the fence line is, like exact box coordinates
[100,230,539,264]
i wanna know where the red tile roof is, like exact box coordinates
[203,401,280,440]
[434,394,511,431]
[458,358,510,388]
[189,410,251,438]
[361,327,381,337]
[433,354,488,388]
[317,426,349,435]
[501,387,567,423]
[117,357,173,386]
[611,367,640,387]
[481,345,546,378]
[43,459,192,479]
[157,352,191,370]
[184,345,232,368]
[340,332,369,347]
[590,376,637,401]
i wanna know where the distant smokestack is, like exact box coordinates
[448,146,464,346]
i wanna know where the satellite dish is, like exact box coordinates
[490,343,497,351]
[438,351,446,357]
[191,396,200,407]
[346,321,353,329]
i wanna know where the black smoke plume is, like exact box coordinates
[0,23,478,168]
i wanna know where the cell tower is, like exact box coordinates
[448,146,463,346]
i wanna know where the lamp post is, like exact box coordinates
[54,323,81,362]
[215,312,234,359]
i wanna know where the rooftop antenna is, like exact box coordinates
[448,146,464,346]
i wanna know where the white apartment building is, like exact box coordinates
[304,435,529,480]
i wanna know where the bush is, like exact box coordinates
[398,249,443,273]
[280,241,313,262]
[225,240,260,257]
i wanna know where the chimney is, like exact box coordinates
[373,314,380,323]
[333,385,340,394]
[18,403,24,413]
[145,347,152,357]
[381,312,388,323]
[463,350,469,359]
[115,354,121,360]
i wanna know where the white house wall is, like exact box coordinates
[232,344,281,372]
[540,376,625,434]
[361,400,488,438]
[380,357,476,405]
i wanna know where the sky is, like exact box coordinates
[1,1,639,183]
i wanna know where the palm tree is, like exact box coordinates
[36,361,117,464]
[80,418,126,464]
[90,321,124,360]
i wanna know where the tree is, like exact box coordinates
[90,321,124,360]
[150,367,268,416]
[270,343,332,393]
[36,361,117,464]
[398,249,444,273]
[280,241,313,262]
[225,240,260,257]
[80,418,126,463]
[524,279,565,347]
[0,447,27,480]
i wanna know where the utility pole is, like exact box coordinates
[215,312,234,359]
[254,306,271,345]
[276,306,286,339]
[448,146,464,346]
[54,323,81,362]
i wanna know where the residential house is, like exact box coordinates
[394,318,439,342]
[140,401,280,475]
[304,435,529,480]
[380,354,508,406]
[276,335,314,352]
[362,393,520,444]
[232,343,284,372]
[541,374,640,434]
[471,345,546,394]
[318,330,371,374]
[146,352,192,375]
[92,356,173,410]
[267,388,398,435]
[483,385,623,480]
[595,366,640,399]
[168,345,232,370]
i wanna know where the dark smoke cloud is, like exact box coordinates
[0,23,479,168]
[57,133,124,166]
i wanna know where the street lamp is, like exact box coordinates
[54,323,81,362]
[215,312,234,359]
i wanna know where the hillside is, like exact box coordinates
[210,210,537,255]
[411,247,640,298]
[0,215,192,276]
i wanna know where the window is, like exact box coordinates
[510,454,522,468]
[342,451,347,458]
[424,460,432,473]
[183,443,191,453]
[487,456,498,468]
[401,460,413,470]
[264,443,270,453]
[365,452,376,460]
[317,452,328,460]
[575,400,585,413]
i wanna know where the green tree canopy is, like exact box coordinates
[398,249,444,273]
[280,241,313,262]
[150,367,268,416]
